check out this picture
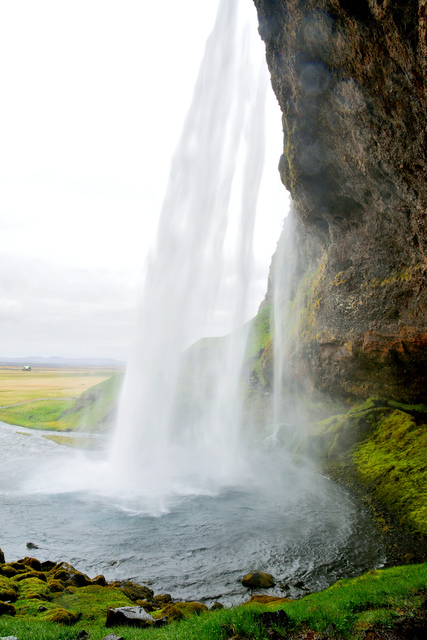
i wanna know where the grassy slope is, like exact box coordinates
[298,398,427,537]
[0,374,124,433]
[1,563,426,640]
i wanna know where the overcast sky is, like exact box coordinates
[0,0,289,360]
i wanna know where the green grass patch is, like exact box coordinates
[57,373,124,433]
[0,399,73,430]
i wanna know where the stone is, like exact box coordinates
[105,606,155,628]
[0,602,16,616]
[152,593,172,607]
[92,574,107,587]
[210,602,224,610]
[241,571,276,589]
[38,605,48,612]
[111,580,154,602]
[19,556,42,571]
[0,636,18,640]
[76,631,90,640]
[47,608,79,625]
[0,549,5,564]
[160,603,184,621]
[102,635,124,640]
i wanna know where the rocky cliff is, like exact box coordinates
[253,0,427,403]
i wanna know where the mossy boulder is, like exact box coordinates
[111,580,154,603]
[18,556,42,572]
[210,602,224,611]
[174,601,208,616]
[0,601,16,616]
[11,570,47,583]
[17,577,53,602]
[92,574,107,586]
[47,579,65,593]
[241,572,276,589]
[0,548,5,564]
[55,585,133,622]
[0,562,28,578]
[46,607,79,625]
[152,593,172,607]
[51,563,92,588]
[158,603,184,621]
[0,576,18,603]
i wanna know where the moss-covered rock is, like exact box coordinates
[111,580,153,603]
[158,603,184,621]
[174,601,208,616]
[16,577,53,602]
[55,585,133,622]
[0,576,18,603]
[241,572,276,589]
[46,607,79,625]
[0,601,16,616]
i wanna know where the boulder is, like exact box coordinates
[0,548,5,564]
[152,593,172,607]
[112,580,154,602]
[175,601,208,616]
[241,572,276,589]
[19,556,42,571]
[160,603,184,621]
[92,574,107,587]
[47,608,79,625]
[12,570,47,583]
[0,602,16,617]
[105,606,155,628]
[210,602,224,610]
[102,635,124,640]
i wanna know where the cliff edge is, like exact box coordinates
[254,0,427,403]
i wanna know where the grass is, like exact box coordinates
[0,366,119,406]
[0,399,74,430]
[0,563,426,639]
[0,367,124,434]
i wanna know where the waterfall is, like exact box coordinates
[107,0,268,503]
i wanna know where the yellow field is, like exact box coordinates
[0,366,123,407]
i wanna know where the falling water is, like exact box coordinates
[108,0,268,501]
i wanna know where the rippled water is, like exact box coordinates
[0,421,384,605]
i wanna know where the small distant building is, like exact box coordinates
[22,365,32,371]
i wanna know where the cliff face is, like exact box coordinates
[254,0,427,403]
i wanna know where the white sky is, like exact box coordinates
[0,0,289,360]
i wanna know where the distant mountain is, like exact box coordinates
[0,356,126,367]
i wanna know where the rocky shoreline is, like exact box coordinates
[0,549,290,633]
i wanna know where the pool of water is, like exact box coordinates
[0,421,384,605]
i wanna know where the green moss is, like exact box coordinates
[354,409,427,534]
[54,585,133,622]
[300,398,427,536]
[16,578,53,603]
[42,435,98,450]
[0,575,18,602]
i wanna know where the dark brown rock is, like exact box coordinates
[254,0,427,404]
[19,556,42,572]
[0,548,5,564]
